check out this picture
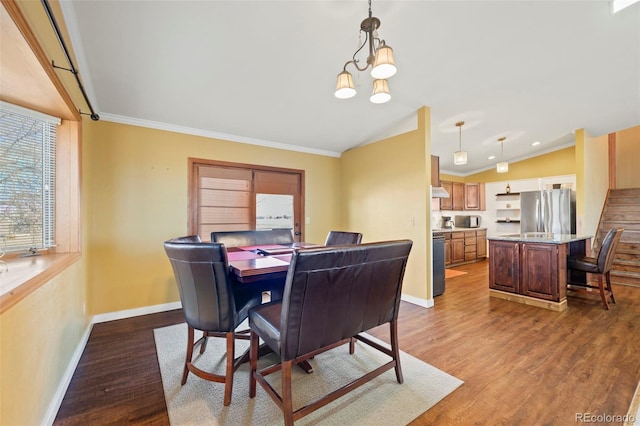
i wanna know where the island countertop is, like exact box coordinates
[487,233,593,244]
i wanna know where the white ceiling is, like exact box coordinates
[60,0,639,175]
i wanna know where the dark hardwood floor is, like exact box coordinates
[54,260,640,425]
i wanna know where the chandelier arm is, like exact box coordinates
[349,32,371,72]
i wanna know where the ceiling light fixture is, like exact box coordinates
[496,137,509,173]
[334,0,397,104]
[453,121,467,165]
[611,0,640,13]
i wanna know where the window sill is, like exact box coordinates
[0,252,81,314]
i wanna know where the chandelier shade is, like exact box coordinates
[334,0,397,103]
[370,79,391,104]
[371,44,397,79]
[335,71,356,99]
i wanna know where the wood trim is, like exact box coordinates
[187,158,305,239]
[608,132,616,189]
[1,0,80,121]
[0,252,81,314]
[489,289,567,312]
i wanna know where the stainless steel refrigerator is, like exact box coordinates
[520,189,576,234]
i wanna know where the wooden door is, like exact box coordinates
[440,181,453,210]
[451,232,465,264]
[464,183,485,210]
[452,182,465,210]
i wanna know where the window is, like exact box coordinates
[0,101,59,253]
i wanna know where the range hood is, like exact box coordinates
[431,186,450,198]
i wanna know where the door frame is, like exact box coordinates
[187,158,305,240]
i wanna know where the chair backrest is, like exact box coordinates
[211,229,294,247]
[163,239,238,332]
[279,240,412,360]
[597,228,624,273]
[324,231,363,246]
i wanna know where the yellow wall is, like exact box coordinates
[616,125,640,188]
[84,120,342,314]
[581,130,609,235]
[465,146,576,183]
[0,261,88,425]
[341,108,430,300]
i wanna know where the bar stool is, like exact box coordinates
[566,228,623,310]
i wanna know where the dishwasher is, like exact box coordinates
[432,233,445,296]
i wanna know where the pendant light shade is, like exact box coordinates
[454,121,467,165]
[335,70,356,99]
[371,44,397,79]
[496,137,508,173]
[370,79,391,104]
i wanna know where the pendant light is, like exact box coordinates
[453,121,467,165]
[496,137,509,173]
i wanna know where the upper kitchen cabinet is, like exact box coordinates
[464,182,486,210]
[431,155,440,186]
[440,180,485,211]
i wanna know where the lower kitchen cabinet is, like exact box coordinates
[438,229,487,266]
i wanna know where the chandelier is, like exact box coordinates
[454,121,467,165]
[334,0,397,104]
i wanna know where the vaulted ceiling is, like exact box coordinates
[59,1,639,175]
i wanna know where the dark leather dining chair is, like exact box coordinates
[324,230,363,245]
[248,240,413,425]
[163,237,262,405]
[211,228,294,247]
[566,227,624,310]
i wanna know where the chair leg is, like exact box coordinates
[597,275,609,310]
[223,332,235,406]
[605,272,616,304]
[182,325,195,385]
[282,360,294,426]
[200,331,208,354]
[349,337,356,354]
[390,320,403,384]
[249,331,259,398]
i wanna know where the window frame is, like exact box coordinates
[0,1,82,313]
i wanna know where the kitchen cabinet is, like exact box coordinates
[440,180,485,211]
[476,229,487,257]
[431,155,440,186]
[488,235,591,311]
[437,229,486,266]
[451,231,465,264]
[464,183,486,210]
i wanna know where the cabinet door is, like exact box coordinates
[440,181,453,210]
[445,239,452,266]
[452,182,465,210]
[476,230,487,258]
[520,243,562,301]
[451,232,465,264]
[464,183,485,211]
[431,155,440,186]
[489,240,520,293]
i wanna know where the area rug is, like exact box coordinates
[154,322,463,425]
[625,380,640,426]
[445,269,468,279]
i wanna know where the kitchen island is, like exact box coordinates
[488,233,592,311]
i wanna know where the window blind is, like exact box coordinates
[0,102,59,253]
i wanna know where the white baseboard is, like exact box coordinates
[43,301,183,425]
[401,293,434,308]
[92,301,182,323]
[42,322,93,426]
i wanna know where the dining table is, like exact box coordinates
[226,242,323,283]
